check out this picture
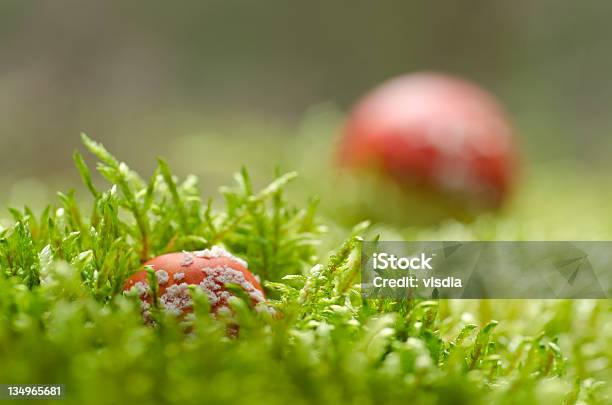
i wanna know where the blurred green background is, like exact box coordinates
[2,0,612,224]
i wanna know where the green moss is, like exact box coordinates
[0,137,609,404]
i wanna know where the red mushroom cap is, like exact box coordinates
[339,72,519,206]
[124,247,265,319]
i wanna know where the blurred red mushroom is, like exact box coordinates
[339,72,519,208]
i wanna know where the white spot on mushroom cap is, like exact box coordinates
[127,281,149,298]
[196,265,265,309]
[124,282,154,322]
[194,246,248,268]
[140,301,153,323]
[155,269,169,285]
[180,251,194,267]
[160,282,192,316]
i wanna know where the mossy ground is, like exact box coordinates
[0,134,610,405]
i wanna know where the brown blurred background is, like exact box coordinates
[2,1,612,207]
